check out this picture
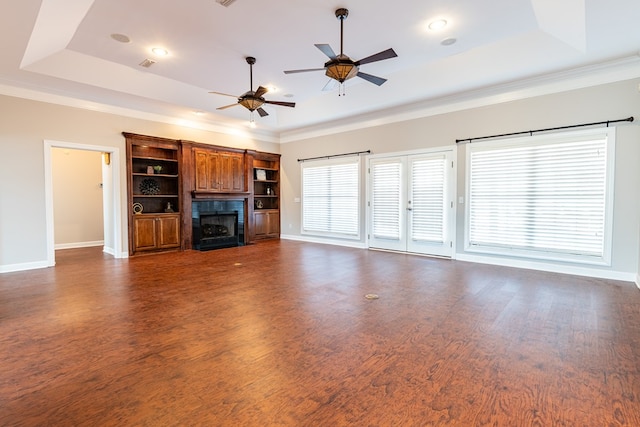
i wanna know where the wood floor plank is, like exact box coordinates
[1,241,639,425]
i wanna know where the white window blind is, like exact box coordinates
[467,129,614,264]
[410,156,446,243]
[302,158,360,238]
[371,161,402,240]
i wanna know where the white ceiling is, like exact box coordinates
[2,0,640,142]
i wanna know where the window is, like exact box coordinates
[466,128,614,265]
[302,157,360,239]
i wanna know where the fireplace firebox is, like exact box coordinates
[194,211,239,251]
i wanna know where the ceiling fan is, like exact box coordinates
[284,8,397,93]
[210,56,295,121]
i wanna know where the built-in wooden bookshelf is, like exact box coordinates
[250,151,281,241]
[124,133,182,255]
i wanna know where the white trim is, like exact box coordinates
[366,146,457,257]
[636,274,640,290]
[0,261,51,274]
[54,240,104,250]
[0,84,279,144]
[280,234,367,249]
[456,252,636,283]
[463,127,616,266]
[300,156,362,240]
[1,55,638,146]
[279,55,640,143]
[44,140,125,269]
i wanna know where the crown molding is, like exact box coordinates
[0,82,280,144]
[278,54,640,144]
[2,54,639,146]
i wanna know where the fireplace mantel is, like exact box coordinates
[191,191,250,200]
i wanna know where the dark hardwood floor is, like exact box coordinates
[1,241,639,426]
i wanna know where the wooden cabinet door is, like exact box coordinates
[207,152,221,191]
[133,215,180,252]
[133,216,158,251]
[194,150,211,191]
[254,211,280,238]
[194,149,221,191]
[194,149,244,192]
[219,152,244,192]
[266,211,280,236]
[157,215,180,248]
[254,211,268,236]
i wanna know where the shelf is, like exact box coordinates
[255,195,278,198]
[133,212,179,216]
[133,173,179,178]
[254,179,278,183]
[132,156,178,162]
[133,194,179,198]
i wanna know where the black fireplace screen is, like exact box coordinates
[194,211,239,250]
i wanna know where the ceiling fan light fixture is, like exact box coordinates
[238,96,264,111]
[325,61,358,83]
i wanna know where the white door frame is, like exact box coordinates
[367,146,457,257]
[43,140,125,266]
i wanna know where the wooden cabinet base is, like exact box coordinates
[133,214,181,254]
[254,210,279,240]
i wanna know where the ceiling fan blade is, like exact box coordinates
[322,79,338,92]
[216,103,239,110]
[354,48,398,66]
[357,71,387,86]
[264,100,296,108]
[209,91,238,98]
[284,68,326,74]
[314,44,337,59]
[257,107,269,117]
[254,86,268,98]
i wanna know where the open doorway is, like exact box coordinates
[51,148,104,249]
[43,140,125,266]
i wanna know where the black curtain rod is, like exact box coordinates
[455,116,634,144]
[298,150,371,162]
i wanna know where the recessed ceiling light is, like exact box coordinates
[428,19,448,31]
[110,33,130,43]
[151,47,168,56]
[194,111,205,116]
[283,93,294,98]
[441,38,457,46]
[267,85,278,93]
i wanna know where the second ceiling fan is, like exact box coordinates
[210,56,295,119]
[284,8,398,92]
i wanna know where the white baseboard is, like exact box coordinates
[456,253,637,283]
[280,234,367,249]
[280,235,637,283]
[55,240,104,250]
[0,260,53,273]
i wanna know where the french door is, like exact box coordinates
[368,150,455,257]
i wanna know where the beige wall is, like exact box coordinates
[52,148,104,247]
[0,95,279,270]
[1,79,639,279]
[280,78,640,278]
